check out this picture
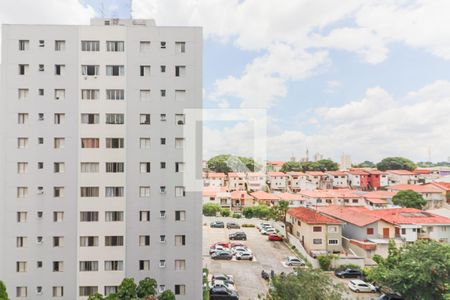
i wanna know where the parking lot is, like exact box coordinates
[203,216,380,300]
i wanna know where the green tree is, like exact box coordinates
[116,278,138,300]
[317,254,336,271]
[207,154,260,173]
[269,200,289,237]
[314,159,339,171]
[376,157,416,171]
[242,206,254,218]
[137,277,157,299]
[281,161,303,172]
[202,203,221,216]
[392,190,427,209]
[88,293,105,300]
[368,240,450,300]
[253,205,271,219]
[261,268,344,300]
[158,290,175,300]
[220,208,231,217]
[353,161,375,168]
[0,281,9,300]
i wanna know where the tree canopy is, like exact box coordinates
[269,200,289,236]
[242,205,271,219]
[207,154,260,173]
[202,203,221,216]
[0,281,9,300]
[368,240,450,300]
[352,160,376,168]
[376,157,416,171]
[88,277,161,300]
[281,160,339,172]
[158,290,175,300]
[261,268,344,300]
[392,190,427,209]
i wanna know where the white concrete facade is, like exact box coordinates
[0,19,202,300]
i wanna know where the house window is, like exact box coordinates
[104,286,117,296]
[175,41,186,53]
[106,65,124,76]
[105,211,124,222]
[53,286,64,297]
[106,41,124,52]
[18,89,29,100]
[313,239,322,245]
[19,40,29,51]
[81,89,99,100]
[106,89,124,100]
[105,236,124,246]
[80,187,99,197]
[81,40,100,51]
[81,113,99,124]
[367,228,374,235]
[140,41,150,52]
[140,114,151,124]
[81,65,100,76]
[105,186,124,197]
[140,89,150,101]
[175,65,186,77]
[81,138,99,148]
[80,163,99,173]
[175,235,186,246]
[106,113,124,124]
[80,236,99,247]
[139,211,150,222]
[79,287,98,297]
[55,40,65,51]
[139,235,150,246]
[140,138,151,149]
[140,65,150,76]
[175,210,186,221]
[140,162,151,173]
[104,260,123,271]
[328,226,338,233]
[106,138,124,148]
[328,239,339,245]
[139,260,150,271]
[80,211,99,222]
[139,187,151,198]
[401,228,406,235]
[175,285,186,295]
[55,64,65,75]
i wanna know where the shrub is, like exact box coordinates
[221,208,231,217]
[242,207,254,218]
[241,224,255,227]
[318,254,336,271]
[203,203,221,216]
[232,213,241,219]
[334,264,361,271]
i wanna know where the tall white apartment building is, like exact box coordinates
[0,19,202,299]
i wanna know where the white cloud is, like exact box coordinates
[324,80,342,94]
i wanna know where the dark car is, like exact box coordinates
[372,294,404,300]
[229,232,247,241]
[211,250,233,260]
[334,268,363,278]
[211,274,234,285]
[210,287,239,300]
[210,221,225,228]
[226,222,241,229]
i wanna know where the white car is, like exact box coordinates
[348,280,377,293]
[209,245,226,255]
[257,222,271,231]
[261,227,276,235]
[231,246,252,255]
[210,279,236,291]
[286,256,305,266]
[235,251,253,260]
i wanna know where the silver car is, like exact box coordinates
[286,256,305,266]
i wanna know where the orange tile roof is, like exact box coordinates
[250,191,281,201]
[326,171,348,176]
[366,170,386,175]
[275,192,303,201]
[202,187,228,197]
[388,184,443,193]
[299,189,361,199]
[288,207,342,225]
[205,172,226,178]
[228,172,245,177]
[349,207,450,225]
[305,171,325,176]
[386,170,416,175]
[317,206,381,226]
[267,160,285,166]
[414,169,431,174]
[267,171,287,177]
[430,182,450,191]
[346,170,369,176]
[287,171,306,176]
[362,191,397,199]
[230,191,254,200]
[247,172,266,177]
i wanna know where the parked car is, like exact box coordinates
[268,233,283,241]
[231,246,252,256]
[210,221,225,228]
[230,242,246,248]
[210,287,239,300]
[257,222,272,231]
[211,274,234,285]
[229,232,247,240]
[335,268,363,278]
[210,245,227,255]
[372,293,404,300]
[348,280,377,293]
[211,250,233,260]
[286,256,305,266]
[210,242,230,249]
[226,222,241,229]
[261,227,277,235]
[210,280,236,291]
[235,251,253,260]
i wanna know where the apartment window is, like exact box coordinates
[140,114,151,124]
[106,138,124,148]
[105,261,123,271]
[106,65,124,76]
[54,162,65,173]
[105,186,124,197]
[18,64,29,75]
[159,260,166,268]
[160,235,166,243]
[53,261,64,272]
[80,236,99,247]
[175,138,184,149]
[38,64,45,72]
[367,228,374,235]
[105,211,124,222]
[16,237,27,248]
[140,138,151,148]
[80,187,99,197]
[55,64,65,75]
[140,162,151,173]
[140,89,150,101]
[105,162,124,173]
[18,88,29,100]
[81,113,99,124]
[55,40,65,51]
[37,162,44,169]
[174,260,186,271]
[19,40,29,51]
[37,186,44,194]
[54,137,65,149]
[36,236,43,244]
[139,235,150,246]
[38,113,44,121]
[160,65,166,73]
[328,226,338,233]
[54,113,65,124]
[328,239,339,245]
[175,65,186,77]
[160,41,166,48]
[313,226,322,232]
[18,138,28,149]
[175,162,184,173]
[39,40,45,47]
[106,41,124,52]
[17,162,28,174]
[16,261,27,273]
[18,113,28,124]
[53,236,64,247]
[16,287,27,298]
[175,89,186,101]
[106,89,124,100]
[175,186,186,197]
[140,65,150,76]
[81,40,100,51]
[81,65,99,76]
[160,162,166,169]
[139,260,150,271]
[80,162,99,173]
[160,186,166,194]
[175,210,186,221]
[81,89,99,100]
[106,113,124,124]
[313,239,322,245]
[160,138,166,145]
[37,261,43,268]
[140,186,150,197]
[175,235,186,246]
[53,211,64,222]
[80,261,98,272]
[175,284,186,295]
[79,287,98,297]
[38,88,44,96]
[80,211,99,222]
[105,236,124,246]
[160,89,166,97]
[53,286,64,297]
[140,41,150,52]
[139,211,150,222]
[175,114,185,125]
[81,138,99,148]
[160,114,167,121]
[160,210,166,218]
[37,211,43,219]
[104,286,117,296]
[17,187,28,198]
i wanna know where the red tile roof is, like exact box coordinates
[250,191,281,201]
[205,172,226,178]
[326,171,348,176]
[202,187,228,197]
[305,171,325,176]
[388,184,443,193]
[349,207,450,225]
[267,160,285,166]
[430,182,450,191]
[276,192,303,201]
[346,170,369,176]
[230,191,254,200]
[288,207,342,225]
[317,206,381,227]
[299,189,361,199]
[228,172,245,178]
[287,171,306,176]
[386,170,416,175]
[267,171,287,177]
[247,172,266,177]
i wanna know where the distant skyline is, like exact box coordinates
[1,0,449,162]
